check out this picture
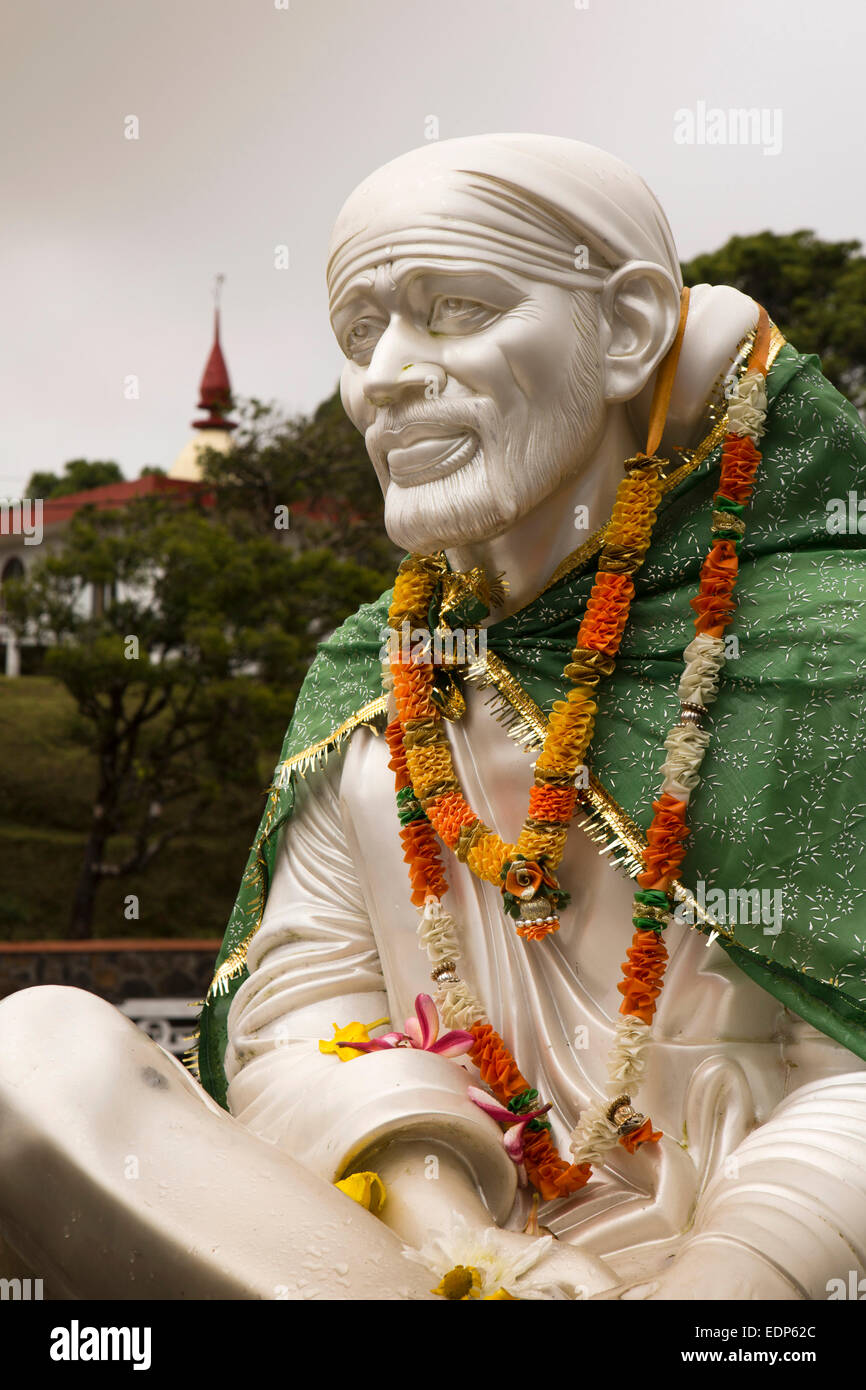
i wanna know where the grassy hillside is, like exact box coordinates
[0,676,277,941]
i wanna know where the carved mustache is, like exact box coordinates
[366,398,496,460]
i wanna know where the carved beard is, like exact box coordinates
[368,291,606,554]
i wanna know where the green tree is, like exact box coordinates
[25,458,125,499]
[199,393,401,575]
[682,231,866,412]
[4,494,384,937]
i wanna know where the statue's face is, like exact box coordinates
[330,252,606,552]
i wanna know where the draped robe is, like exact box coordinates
[198,341,866,1293]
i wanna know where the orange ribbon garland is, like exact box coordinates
[426,791,477,847]
[386,720,448,904]
[718,433,761,504]
[399,820,448,906]
[619,1117,663,1154]
[391,659,436,719]
[527,784,578,822]
[578,572,635,655]
[469,1022,592,1199]
[636,794,690,891]
[690,540,739,637]
[617,930,670,1024]
[385,719,411,789]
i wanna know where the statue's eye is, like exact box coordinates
[428,296,498,334]
[344,318,384,362]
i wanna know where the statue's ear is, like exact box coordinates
[598,261,682,404]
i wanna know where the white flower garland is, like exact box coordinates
[726,367,768,439]
[570,361,768,1168]
[678,632,726,707]
[660,722,712,798]
[418,900,488,1029]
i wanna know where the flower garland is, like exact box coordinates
[568,308,771,1165]
[386,716,593,1199]
[385,290,697,942]
[380,305,771,1194]
[387,457,665,942]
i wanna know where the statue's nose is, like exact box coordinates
[363,320,446,407]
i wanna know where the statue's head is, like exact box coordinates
[327,134,682,552]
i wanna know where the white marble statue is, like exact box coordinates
[2,135,865,1302]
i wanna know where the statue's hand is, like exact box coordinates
[591,1238,802,1301]
[486,1228,619,1300]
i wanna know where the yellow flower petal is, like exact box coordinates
[318,1017,390,1062]
[484,1288,518,1300]
[334,1171,386,1215]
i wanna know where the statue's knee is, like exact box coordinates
[0,986,118,1084]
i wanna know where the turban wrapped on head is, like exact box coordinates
[327,133,683,309]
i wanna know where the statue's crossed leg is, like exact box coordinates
[0,985,438,1300]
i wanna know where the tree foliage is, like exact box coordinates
[4,491,386,936]
[199,392,401,574]
[682,230,866,412]
[25,458,125,499]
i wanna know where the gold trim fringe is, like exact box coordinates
[204,697,389,1004]
[274,696,389,784]
[467,656,732,936]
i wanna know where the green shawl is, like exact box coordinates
[196,344,866,1108]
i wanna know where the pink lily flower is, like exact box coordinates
[467,1085,552,1175]
[403,993,474,1055]
[350,994,474,1058]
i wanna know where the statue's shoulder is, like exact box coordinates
[277,585,394,774]
[315,587,394,662]
[768,341,866,443]
[761,344,866,525]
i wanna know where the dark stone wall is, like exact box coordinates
[0,944,221,1006]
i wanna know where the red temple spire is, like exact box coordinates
[193,275,236,431]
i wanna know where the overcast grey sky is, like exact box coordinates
[3,0,865,497]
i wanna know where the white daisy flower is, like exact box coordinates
[402,1215,571,1300]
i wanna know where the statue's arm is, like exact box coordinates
[224,756,517,1233]
[604,1020,866,1299]
[683,1013,866,1298]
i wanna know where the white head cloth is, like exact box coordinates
[327,133,682,308]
